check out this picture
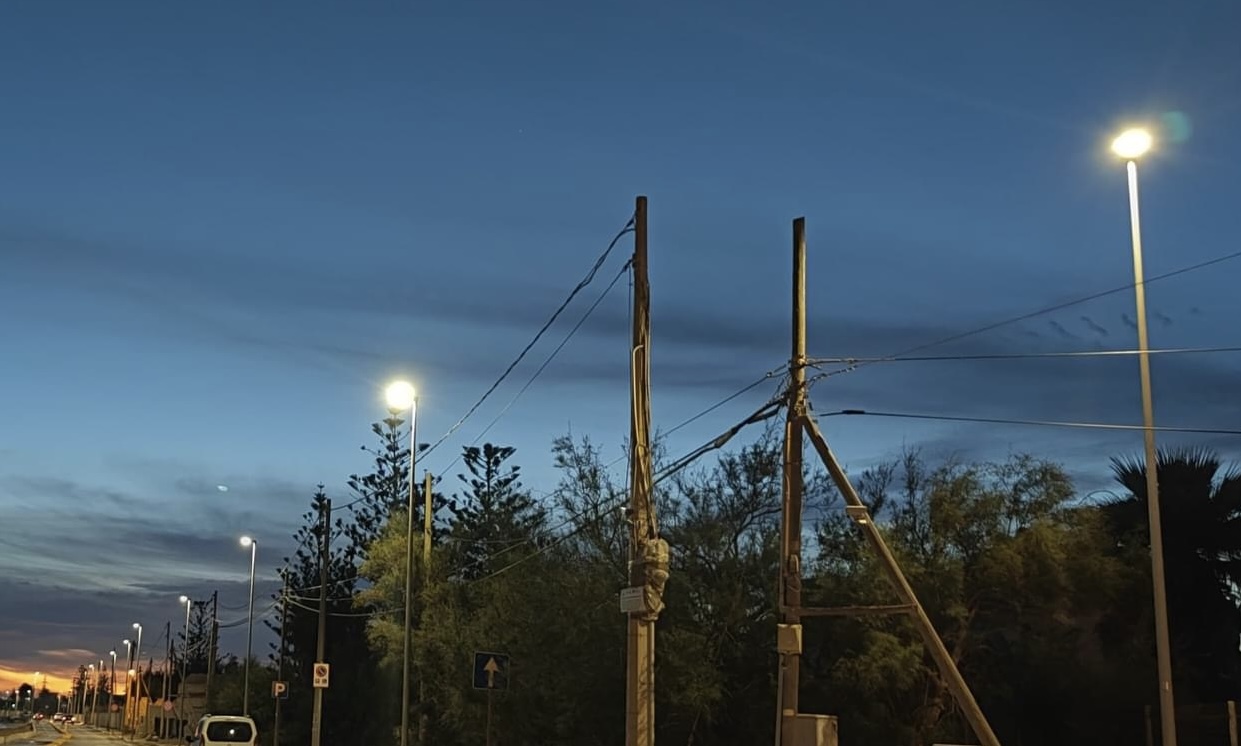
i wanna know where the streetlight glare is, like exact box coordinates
[180,595,189,604]
[132,622,140,629]
[240,535,254,547]
[1112,127,1153,159]
[385,380,417,411]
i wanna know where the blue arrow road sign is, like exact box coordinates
[472,651,510,691]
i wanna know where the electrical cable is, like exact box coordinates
[464,397,787,583]
[603,366,787,471]
[436,260,634,481]
[421,217,636,461]
[813,248,1241,382]
[818,407,1241,436]
[808,345,1241,366]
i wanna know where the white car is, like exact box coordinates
[186,714,257,746]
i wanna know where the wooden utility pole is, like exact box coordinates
[780,216,1001,746]
[163,621,172,738]
[625,196,668,746]
[778,218,808,745]
[205,591,218,711]
[310,497,330,746]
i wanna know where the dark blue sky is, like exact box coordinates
[2,0,1239,689]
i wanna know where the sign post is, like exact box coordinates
[472,652,509,746]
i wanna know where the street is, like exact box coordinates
[3,722,120,746]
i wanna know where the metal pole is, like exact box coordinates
[274,575,287,746]
[180,600,191,737]
[243,541,257,715]
[110,652,116,731]
[401,401,418,746]
[486,688,493,746]
[1126,158,1178,746]
[89,666,98,725]
[418,469,433,745]
[122,641,132,734]
[778,217,807,746]
[132,625,143,739]
[310,498,331,746]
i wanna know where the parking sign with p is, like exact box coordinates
[272,681,288,699]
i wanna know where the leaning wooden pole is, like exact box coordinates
[800,412,1001,746]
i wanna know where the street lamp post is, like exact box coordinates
[88,664,97,725]
[239,536,258,716]
[109,650,117,731]
[131,622,143,739]
[179,595,192,735]
[385,380,418,746]
[122,639,132,733]
[1112,125,1177,746]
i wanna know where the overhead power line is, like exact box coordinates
[815,248,1241,381]
[604,366,787,470]
[465,397,787,583]
[437,260,635,480]
[422,216,637,461]
[818,408,1241,436]
[808,345,1241,367]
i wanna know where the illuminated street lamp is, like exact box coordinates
[109,650,117,731]
[239,536,257,715]
[129,622,143,738]
[1111,125,1177,746]
[179,595,192,731]
[385,379,418,746]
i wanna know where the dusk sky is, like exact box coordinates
[2,0,1239,692]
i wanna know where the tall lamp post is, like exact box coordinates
[385,380,418,746]
[109,649,117,731]
[179,595,192,734]
[131,622,144,739]
[122,639,132,733]
[239,536,258,716]
[1111,125,1177,746]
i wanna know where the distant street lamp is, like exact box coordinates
[385,379,418,746]
[130,622,143,738]
[1111,125,1177,746]
[109,650,117,731]
[239,536,258,716]
[179,595,192,732]
[122,639,132,732]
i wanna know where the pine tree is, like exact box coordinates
[449,443,548,579]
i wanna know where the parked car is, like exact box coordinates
[187,714,257,746]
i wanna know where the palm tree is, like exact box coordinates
[1105,447,1241,704]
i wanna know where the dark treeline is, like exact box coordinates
[203,414,1241,746]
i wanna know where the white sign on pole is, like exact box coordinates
[312,663,330,689]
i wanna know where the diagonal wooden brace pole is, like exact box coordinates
[800,411,1001,746]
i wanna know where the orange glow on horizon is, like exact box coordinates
[0,664,77,695]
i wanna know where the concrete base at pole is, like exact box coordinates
[781,714,838,746]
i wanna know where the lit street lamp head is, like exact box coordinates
[1112,127,1153,159]
[385,380,417,411]
[132,622,141,630]
[240,535,254,548]
[180,595,189,604]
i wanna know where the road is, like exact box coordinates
[3,722,122,746]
